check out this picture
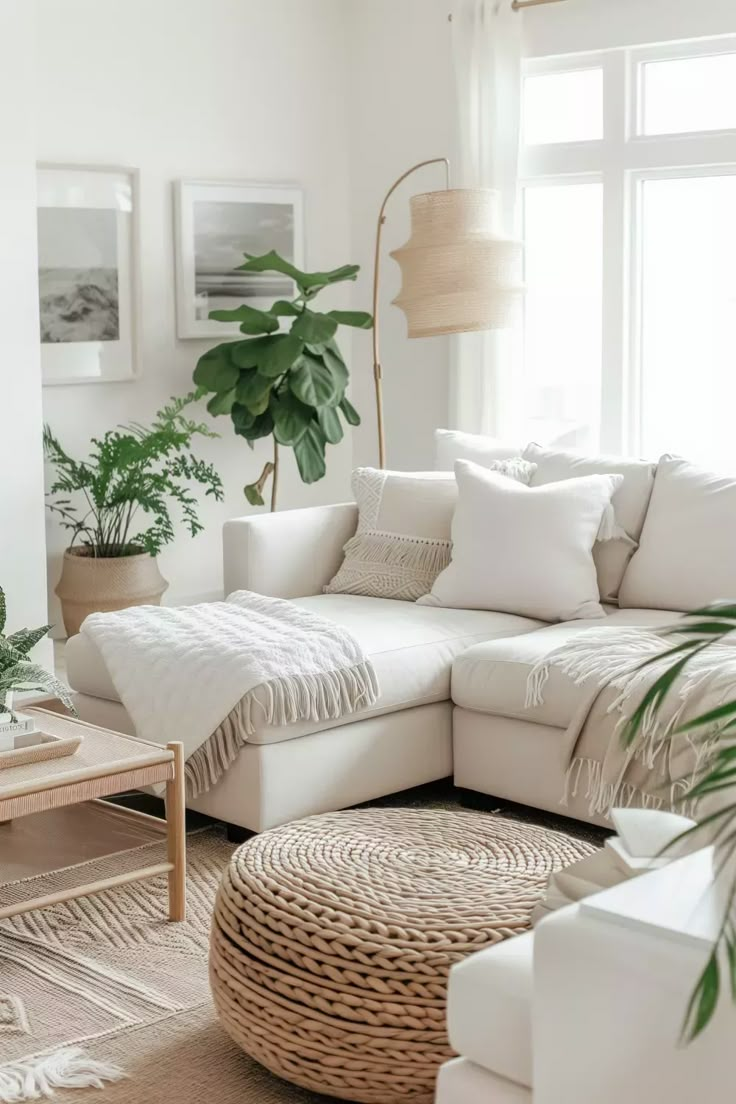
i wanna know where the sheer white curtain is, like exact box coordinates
[449,0,522,436]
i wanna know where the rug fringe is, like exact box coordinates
[0,1047,124,1102]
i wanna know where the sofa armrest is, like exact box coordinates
[223,502,358,599]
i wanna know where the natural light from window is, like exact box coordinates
[523,68,603,145]
[642,52,736,135]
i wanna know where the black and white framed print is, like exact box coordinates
[174,180,304,339]
[37,164,138,385]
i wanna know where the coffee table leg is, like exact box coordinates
[165,741,186,922]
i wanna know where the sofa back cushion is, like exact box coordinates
[435,428,522,470]
[325,461,536,602]
[523,443,656,603]
[619,455,736,611]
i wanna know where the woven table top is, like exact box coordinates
[0,709,172,801]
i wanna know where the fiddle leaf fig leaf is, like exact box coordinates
[317,405,344,445]
[289,353,337,407]
[237,251,359,296]
[339,395,361,427]
[236,371,273,415]
[257,333,304,378]
[193,344,239,393]
[270,300,301,318]
[293,421,327,484]
[230,337,273,370]
[326,310,373,329]
[208,303,279,335]
[321,342,348,393]
[244,482,265,507]
[206,388,237,416]
[271,391,312,446]
[291,310,338,345]
[230,403,256,431]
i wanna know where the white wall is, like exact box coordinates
[37,0,354,622]
[0,0,52,663]
[347,0,455,471]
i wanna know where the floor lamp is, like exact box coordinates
[371,158,523,467]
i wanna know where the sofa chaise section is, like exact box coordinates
[65,503,544,831]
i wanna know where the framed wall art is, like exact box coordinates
[37,164,139,385]
[174,180,304,339]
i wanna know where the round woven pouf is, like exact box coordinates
[210,808,594,1103]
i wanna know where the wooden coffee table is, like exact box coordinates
[0,707,186,922]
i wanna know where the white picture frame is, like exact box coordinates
[174,180,304,340]
[37,164,139,386]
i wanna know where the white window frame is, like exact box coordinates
[519,34,736,456]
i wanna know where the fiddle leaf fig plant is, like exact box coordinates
[193,250,371,508]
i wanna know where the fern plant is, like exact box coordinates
[623,602,736,1040]
[0,586,75,717]
[192,250,371,508]
[44,392,224,558]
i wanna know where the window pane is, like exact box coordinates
[640,175,736,469]
[523,69,603,144]
[642,53,736,135]
[520,183,602,449]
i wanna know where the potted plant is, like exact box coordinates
[192,250,372,509]
[0,584,75,740]
[44,392,223,637]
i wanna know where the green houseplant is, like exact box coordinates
[0,584,75,725]
[44,392,223,636]
[623,602,736,1039]
[192,250,372,509]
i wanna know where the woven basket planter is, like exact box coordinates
[55,547,168,637]
[209,808,595,1103]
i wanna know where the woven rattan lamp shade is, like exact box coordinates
[390,188,523,338]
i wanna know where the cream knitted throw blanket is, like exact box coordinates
[81,591,379,797]
[525,627,736,817]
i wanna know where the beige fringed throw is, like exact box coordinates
[525,627,736,817]
[81,591,379,797]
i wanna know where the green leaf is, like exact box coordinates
[235,372,273,416]
[293,422,327,484]
[339,396,361,426]
[270,391,312,446]
[208,304,279,335]
[326,310,373,329]
[236,250,359,296]
[291,310,338,345]
[317,405,344,445]
[230,337,273,370]
[233,411,274,442]
[0,662,76,715]
[321,342,348,393]
[270,300,301,317]
[231,403,256,431]
[193,344,239,393]
[683,951,720,1041]
[5,625,52,656]
[244,483,265,507]
[206,388,237,416]
[290,353,337,407]
[257,333,304,378]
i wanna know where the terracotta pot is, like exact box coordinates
[55,547,168,637]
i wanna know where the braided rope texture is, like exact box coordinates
[210,808,594,1103]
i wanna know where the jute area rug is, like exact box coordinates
[0,793,603,1103]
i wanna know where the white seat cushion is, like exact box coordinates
[66,594,543,746]
[447,931,534,1088]
[451,608,680,729]
[436,1058,531,1104]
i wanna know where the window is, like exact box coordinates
[517,36,736,467]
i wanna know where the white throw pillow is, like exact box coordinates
[325,460,536,602]
[420,460,623,621]
[434,428,523,470]
[523,443,656,603]
[619,454,736,611]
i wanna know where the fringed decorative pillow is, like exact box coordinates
[325,460,536,602]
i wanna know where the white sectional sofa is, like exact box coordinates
[64,431,736,832]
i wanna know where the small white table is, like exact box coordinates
[0,708,186,922]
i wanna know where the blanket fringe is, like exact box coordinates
[0,1047,124,1103]
[185,660,380,798]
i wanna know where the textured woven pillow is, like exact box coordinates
[325,460,536,602]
